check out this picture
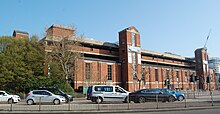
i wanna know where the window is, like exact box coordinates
[166,70,170,79]
[115,87,125,93]
[140,89,149,93]
[155,69,158,81]
[86,63,90,80]
[107,65,112,80]
[104,86,113,92]
[94,86,113,92]
[41,91,51,96]
[132,33,135,46]
[95,86,103,91]
[0,92,5,95]
[185,72,188,81]
[33,91,43,95]
[142,67,145,79]
[132,53,137,79]
[176,71,179,79]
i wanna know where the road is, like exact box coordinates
[110,108,220,114]
[0,95,220,112]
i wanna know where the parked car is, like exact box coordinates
[159,88,185,101]
[26,90,66,105]
[38,87,73,103]
[87,85,129,104]
[0,91,20,104]
[129,89,177,103]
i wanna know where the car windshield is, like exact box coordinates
[4,91,11,95]
[50,89,64,95]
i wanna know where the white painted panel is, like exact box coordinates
[138,54,141,64]
[128,52,132,63]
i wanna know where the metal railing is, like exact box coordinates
[1,90,220,112]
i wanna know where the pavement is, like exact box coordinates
[1,105,220,114]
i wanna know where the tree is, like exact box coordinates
[0,36,46,92]
[44,33,83,91]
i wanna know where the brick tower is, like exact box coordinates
[119,26,142,91]
[195,48,209,90]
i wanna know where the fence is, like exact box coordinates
[1,90,220,112]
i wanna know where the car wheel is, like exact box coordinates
[53,99,60,105]
[168,96,175,102]
[91,99,95,102]
[178,96,184,101]
[8,99,13,104]
[95,97,103,104]
[27,99,34,105]
[138,97,146,103]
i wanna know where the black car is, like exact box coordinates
[129,88,177,103]
[38,87,73,103]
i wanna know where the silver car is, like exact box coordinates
[0,91,20,103]
[26,90,66,105]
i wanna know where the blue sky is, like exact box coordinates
[0,0,219,57]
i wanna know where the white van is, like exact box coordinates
[86,85,129,104]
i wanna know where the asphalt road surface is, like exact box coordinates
[110,108,220,114]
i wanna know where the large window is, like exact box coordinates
[107,65,112,80]
[132,53,137,79]
[185,72,188,82]
[166,70,170,79]
[155,69,158,81]
[176,71,179,79]
[132,33,135,46]
[86,63,90,80]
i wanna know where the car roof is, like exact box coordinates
[31,90,51,92]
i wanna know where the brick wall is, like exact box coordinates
[47,25,74,38]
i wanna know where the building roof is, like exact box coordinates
[141,49,187,60]
[13,30,29,36]
[44,35,194,61]
[43,35,118,48]
[48,24,74,31]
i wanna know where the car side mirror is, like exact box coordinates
[172,92,175,94]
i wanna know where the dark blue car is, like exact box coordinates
[159,88,185,101]
[129,89,177,103]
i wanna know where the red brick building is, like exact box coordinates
[43,24,216,92]
[13,30,29,39]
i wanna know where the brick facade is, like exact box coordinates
[43,24,216,92]
[13,30,29,39]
